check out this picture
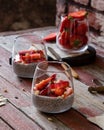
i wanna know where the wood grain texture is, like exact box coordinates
[0,27,103,130]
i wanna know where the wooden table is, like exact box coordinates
[0,26,104,130]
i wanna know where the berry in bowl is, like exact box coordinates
[31,61,74,113]
[57,10,89,54]
[12,34,47,78]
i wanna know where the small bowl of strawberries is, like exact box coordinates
[31,61,74,113]
[12,34,47,78]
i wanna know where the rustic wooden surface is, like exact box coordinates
[0,26,104,130]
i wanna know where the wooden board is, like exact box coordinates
[48,46,96,66]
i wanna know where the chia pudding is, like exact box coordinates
[13,60,37,78]
[32,93,74,113]
[32,73,74,113]
[13,49,47,78]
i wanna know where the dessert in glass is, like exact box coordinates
[56,10,89,54]
[31,61,74,113]
[12,34,47,78]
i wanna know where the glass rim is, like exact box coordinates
[36,60,71,73]
[14,33,43,44]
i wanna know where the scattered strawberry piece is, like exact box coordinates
[43,32,57,42]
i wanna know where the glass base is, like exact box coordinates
[56,41,88,55]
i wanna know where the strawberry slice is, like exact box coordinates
[54,87,65,96]
[39,87,49,96]
[64,87,73,98]
[52,80,69,96]
[30,53,41,60]
[35,74,56,90]
[76,23,88,35]
[70,35,83,48]
[21,53,31,63]
[43,32,57,42]
[68,10,88,20]
[60,16,71,33]
[19,50,35,56]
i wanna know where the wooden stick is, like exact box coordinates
[61,63,79,79]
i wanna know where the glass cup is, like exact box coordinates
[56,10,89,54]
[31,61,74,113]
[12,34,47,78]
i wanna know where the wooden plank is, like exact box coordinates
[0,46,103,130]
[0,27,104,130]
[0,69,70,130]
[0,50,70,130]
[0,118,13,130]
[54,109,101,130]
[0,103,42,130]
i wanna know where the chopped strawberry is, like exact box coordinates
[59,80,69,89]
[70,35,83,48]
[18,49,46,63]
[54,87,65,96]
[76,23,88,35]
[51,80,69,96]
[30,53,41,60]
[83,35,88,45]
[21,53,31,63]
[59,29,71,49]
[64,87,73,98]
[19,50,35,56]
[68,10,88,20]
[43,32,57,42]
[60,16,71,32]
[39,87,49,96]
[35,74,56,90]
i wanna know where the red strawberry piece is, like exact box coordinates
[59,80,69,89]
[52,80,69,96]
[68,10,88,21]
[60,16,71,33]
[19,50,35,56]
[43,32,57,42]
[70,35,84,48]
[35,74,56,90]
[64,87,73,98]
[30,53,41,60]
[39,87,49,96]
[76,23,88,35]
[59,29,70,46]
[82,35,88,45]
[21,53,31,63]
[54,87,65,96]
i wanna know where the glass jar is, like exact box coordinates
[12,34,47,78]
[31,61,74,113]
[56,10,89,54]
